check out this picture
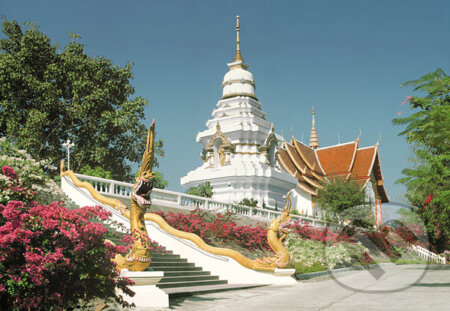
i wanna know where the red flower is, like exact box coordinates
[2,165,18,180]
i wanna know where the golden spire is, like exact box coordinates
[229,15,248,70]
[309,107,319,149]
[233,15,243,62]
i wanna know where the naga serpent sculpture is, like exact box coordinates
[61,120,293,272]
[111,119,157,271]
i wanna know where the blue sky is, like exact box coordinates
[2,0,449,203]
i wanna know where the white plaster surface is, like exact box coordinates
[62,176,297,287]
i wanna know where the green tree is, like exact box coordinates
[0,18,163,181]
[153,171,169,189]
[186,181,213,198]
[392,68,449,252]
[316,178,373,229]
[79,164,112,179]
[134,169,168,189]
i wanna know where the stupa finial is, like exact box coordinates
[309,106,320,149]
[233,15,243,63]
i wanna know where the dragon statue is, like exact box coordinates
[61,120,293,272]
[255,192,293,269]
[112,120,157,271]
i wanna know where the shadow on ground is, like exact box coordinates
[412,282,450,287]
[169,295,227,309]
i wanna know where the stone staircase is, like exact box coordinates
[104,225,264,298]
[149,247,265,298]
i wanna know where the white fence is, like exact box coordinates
[74,173,327,227]
[409,245,446,264]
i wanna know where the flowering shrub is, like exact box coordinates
[362,226,404,258]
[286,220,355,244]
[155,209,271,251]
[0,165,37,204]
[393,223,426,247]
[0,138,66,204]
[0,166,134,310]
[286,234,372,270]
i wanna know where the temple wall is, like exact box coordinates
[291,187,313,216]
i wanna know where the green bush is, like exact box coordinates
[290,209,300,216]
[186,181,213,198]
[239,198,258,207]
[287,234,370,270]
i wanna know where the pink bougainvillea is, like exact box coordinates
[286,220,355,244]
[155,209,271,251]
[0,166,134,310]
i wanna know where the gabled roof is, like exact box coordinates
[278,145,321,192]
[292,139,324,176]
[372,151,389,203]
[278,137,389,203]
[284,141,308,175]
[351,146,377,180]
[316,141,358,178]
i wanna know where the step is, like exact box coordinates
[151,254,180,260]
[151,262,194,267]
[162,271,211,277]
[157,279,228,289]
[164,284,268,298]
[160,275,220,283]
[151,266,203,272]
[151,258,187,263]
[153,250,173,255]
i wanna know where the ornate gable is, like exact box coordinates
[204,123,235,167]
[258,125,280,166]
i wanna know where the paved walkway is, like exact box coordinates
[165,265,450,311]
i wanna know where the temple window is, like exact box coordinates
[213,138,223,167]
[268,141,276,167]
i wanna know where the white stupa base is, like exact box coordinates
[117,270,168,308]
[181,158,297,209]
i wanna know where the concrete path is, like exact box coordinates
[165,265,450,311]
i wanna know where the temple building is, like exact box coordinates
[180,16,297,208]
[278,108,389,223]
[181,16,389,221]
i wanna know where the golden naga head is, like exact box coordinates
[133,119,156,208]
[270,191,293,232]
[127,245,152,269]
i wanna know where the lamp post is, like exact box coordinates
[62,140,75,170]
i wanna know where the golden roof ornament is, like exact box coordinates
[230,15,248,70]
[309,107,320,149]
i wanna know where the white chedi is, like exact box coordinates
[181,17,296,209]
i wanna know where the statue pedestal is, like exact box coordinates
[118,269,169,308]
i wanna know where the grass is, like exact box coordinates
[394,258,429,265]
[293,262,327,274]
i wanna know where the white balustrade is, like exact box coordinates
[409,245,446,264]
[73,173,327,227]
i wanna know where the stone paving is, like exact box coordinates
[163,265,450,311]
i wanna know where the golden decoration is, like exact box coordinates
[61,144,293,272]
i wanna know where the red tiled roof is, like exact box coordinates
[351,146,377,180]
[297,181,317,196]
[292,139,324,176]
[284,141,308,175]
[316,141,358,177]
[278,138,389,203]
[278,148,299,177]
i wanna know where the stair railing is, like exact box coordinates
[74,173,327,227]
[409,245,446,264]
